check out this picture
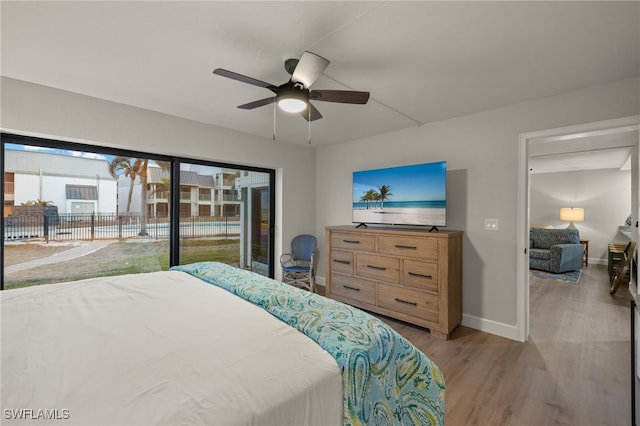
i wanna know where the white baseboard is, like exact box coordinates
[461,314,522,341]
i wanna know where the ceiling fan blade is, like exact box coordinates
[291,51,329,88]
[299,103,323,122]
[213,68,278,93]
[237,97,275,110]
[310,90,370,104]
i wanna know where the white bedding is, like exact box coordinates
[1,271,343,425]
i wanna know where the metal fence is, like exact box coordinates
[4,213,240,242]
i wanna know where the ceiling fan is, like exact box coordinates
[212,51,370,122]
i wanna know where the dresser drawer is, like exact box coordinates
[403,259,438,292]
[378,285,438,322]
[378,235,438,260]
[331,274,375,305]
[330,250,355,275]
[356,253,399,283]
[331,232,375,252]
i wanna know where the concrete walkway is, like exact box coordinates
[5,240,115,274]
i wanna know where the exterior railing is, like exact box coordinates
[148,191,169,200]
[4,213,240,242]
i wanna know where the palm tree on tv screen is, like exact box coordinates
[360,189,378,209]
[378,185,393,209]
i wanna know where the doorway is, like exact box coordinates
[517,116,640,341]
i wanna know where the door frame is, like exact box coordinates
[517,115,640,342]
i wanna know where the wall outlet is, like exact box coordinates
[485,218,499,231]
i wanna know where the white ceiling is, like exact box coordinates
[529,127,639,174]
[529,145,634,174]
[1,1,639,150]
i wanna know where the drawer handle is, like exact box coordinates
[343,285,361,292]
[395,244,417,250]
[366,265,386,271]
[333,259,351,265]
[343,239,360,244]
[408,272,433,280]
[395,298,418,306]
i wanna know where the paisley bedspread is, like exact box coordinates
[171,262,445,426]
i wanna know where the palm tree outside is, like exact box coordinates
[107,156,149,235]
[107,156,141,215]
[138,159,149,236]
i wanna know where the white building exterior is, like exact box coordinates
[4,149,117,215]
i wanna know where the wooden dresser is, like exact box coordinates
[325,225,462,339]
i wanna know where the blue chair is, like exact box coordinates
[280,234,317,292]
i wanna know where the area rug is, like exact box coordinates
[530,269,581,284]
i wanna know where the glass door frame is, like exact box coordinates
[2,133,276,289]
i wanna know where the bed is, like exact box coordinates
[1,262,445,425]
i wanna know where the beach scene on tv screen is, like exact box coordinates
[352,162,446,226]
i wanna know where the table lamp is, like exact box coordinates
[560,207,584,229]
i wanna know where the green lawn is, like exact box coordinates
[4,239,241,289]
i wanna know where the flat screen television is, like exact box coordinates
[352,161,446,228]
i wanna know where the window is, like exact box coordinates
[2,134,275,290]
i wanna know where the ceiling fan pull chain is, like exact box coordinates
[308,108,311,144]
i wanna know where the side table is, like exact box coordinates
[608,242,628,279]
[580,239,589,266]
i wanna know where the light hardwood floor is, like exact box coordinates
[328,265,632,425]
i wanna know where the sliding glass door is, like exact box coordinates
[1,134,275,290]
[175,162,273,276]
[251,187,271,275]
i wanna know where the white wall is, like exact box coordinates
[13,174,40,206]
[315,77,640,338]
[4,75,639,339]
[1,77,318,274]
[530,169,632,264]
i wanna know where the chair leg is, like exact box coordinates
[282,271,314,292]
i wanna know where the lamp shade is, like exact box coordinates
[560,207,584,223]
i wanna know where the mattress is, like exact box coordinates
[173,262,446,426]
[1,270,343,425]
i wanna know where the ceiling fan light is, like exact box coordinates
[276,84,308,113]
[278,98,307,113]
